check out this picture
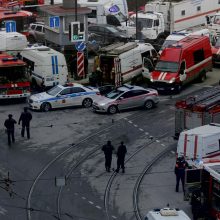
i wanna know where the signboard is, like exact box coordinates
[69,22,85,42]
[75,42,86,51]
[5,20,16,32]
[49,16,60,28]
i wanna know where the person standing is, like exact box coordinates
[18,107,32,139]
[116,141,127,173]
[4,114,17,146]
[102,141,114,172]
[175,156,189,192]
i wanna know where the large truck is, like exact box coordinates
[131,0,220,48]
[0,52,30,99]
[95,42,158,86]
[175,86,220,137]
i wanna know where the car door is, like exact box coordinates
[55,88,72,108]
[117,91,136,110]
[131,90,149,107]
[69,87,87,106]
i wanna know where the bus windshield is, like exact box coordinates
[155,61,179,73]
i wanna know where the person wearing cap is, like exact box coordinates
[174,156,189,192]
[18,107,32,139]
[4,114,17,146]
[102,140,115,172]
[115,141,127,173]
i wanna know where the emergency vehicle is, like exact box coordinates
[21,45,68,88]
[0,52,30,99]
[0,9,35,35]
[212,37,220,65]
[175,86,220,137]
[96,42,158,86]
[0,30,28,54]
[177,124,220,160]
[184,160,220,220]
[144,207,191,220]
[150,35,212,93]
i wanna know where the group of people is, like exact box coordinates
[102,141,127,173]
[4,107,32,146]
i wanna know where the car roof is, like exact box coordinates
[59,83,86,89]
[117,84,147,92]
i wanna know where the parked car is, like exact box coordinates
[88,24,128,45]
[29,83,100,111]
[28,22,45,43]
[92,84,159,114]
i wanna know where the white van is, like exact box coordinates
[21,45,68,88]
[0,31,28,55]
[145,208,191,220]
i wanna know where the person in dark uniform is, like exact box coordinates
[174,156,189,192]
[18,107,32,139]
[102,140,114,172]
[115,141,127,173]
[4,114,17,146]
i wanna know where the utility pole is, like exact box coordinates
[75,0,77,21]
[135,0,138,40]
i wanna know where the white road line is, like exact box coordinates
[139,128,144,131]
[134,124,138,127]
[74,193,78,196]
[156,140,160,143]
[128,121,133,124]
[161,144,165,147]
[158,110,165,114]
[112,216,117,219]
[96,205,102,209]
[145,132,149,135]
[82,197,86,200]
[171,151,176,154]
[124,118,128,120]
[168,117,174,121]
[89,201,94,205]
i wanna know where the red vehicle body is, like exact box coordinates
[0,9,35,35]
[150,35,212,93]
[0,52,30,99]
[0,0,44,8]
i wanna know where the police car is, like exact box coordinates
[28,83,100,111]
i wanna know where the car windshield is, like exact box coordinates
[155,61,179,73]
[215,38,220,47]
[105,89,124,99]
[46,86,62,96]
[134,18,153,28]
[106,26,118,33]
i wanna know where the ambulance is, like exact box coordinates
[150,35,212,93]
[21,45,68,88]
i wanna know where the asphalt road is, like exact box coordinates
[0,68,219,220]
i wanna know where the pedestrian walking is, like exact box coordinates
[18,107,32,139]
[174,156,189,192]
[4,114,17,146]
[102,140,114,172]
[115,141,127,173]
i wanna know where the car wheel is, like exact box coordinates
[41,102,51,112]
[108,105,118,114]
[144,100,154,110]
[82,98,93,108]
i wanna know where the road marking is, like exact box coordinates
[112,216,117,219]
[139,128,144,131]
[168,117,174,121]
[161,144,165,147]
[74,193,78,196]
[128,121,133,124]
[82,197,86,200]
[145,132,149,135]
[89,201,94,205]
[96,205,102,209]
[124,118,128,120]
[134,124,138,127]
[158,110,165,113]
[156,140,160,143]
[171,150,176,154]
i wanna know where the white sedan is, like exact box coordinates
[28,83,100,111]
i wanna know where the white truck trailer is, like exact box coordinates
[21,45,68,88]
[131,0,220,48]
[175,86,220,138]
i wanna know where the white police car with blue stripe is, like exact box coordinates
[29,83,100,111]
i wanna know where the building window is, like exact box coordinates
[197,6,201,11]
[181,10,185,16]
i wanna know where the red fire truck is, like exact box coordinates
[0,52,30,99]
[185,160,220,220]
[175,86,220,138]
[0,9,35,35]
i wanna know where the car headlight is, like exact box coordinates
[169,77,175,84]
[150,76,154,82]
[33,100,41,103]
[99,103,106,106]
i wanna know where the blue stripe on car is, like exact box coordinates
[51,56,55,75]
[55,55,59,74]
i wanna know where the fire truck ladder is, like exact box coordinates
[186,86,220,110]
